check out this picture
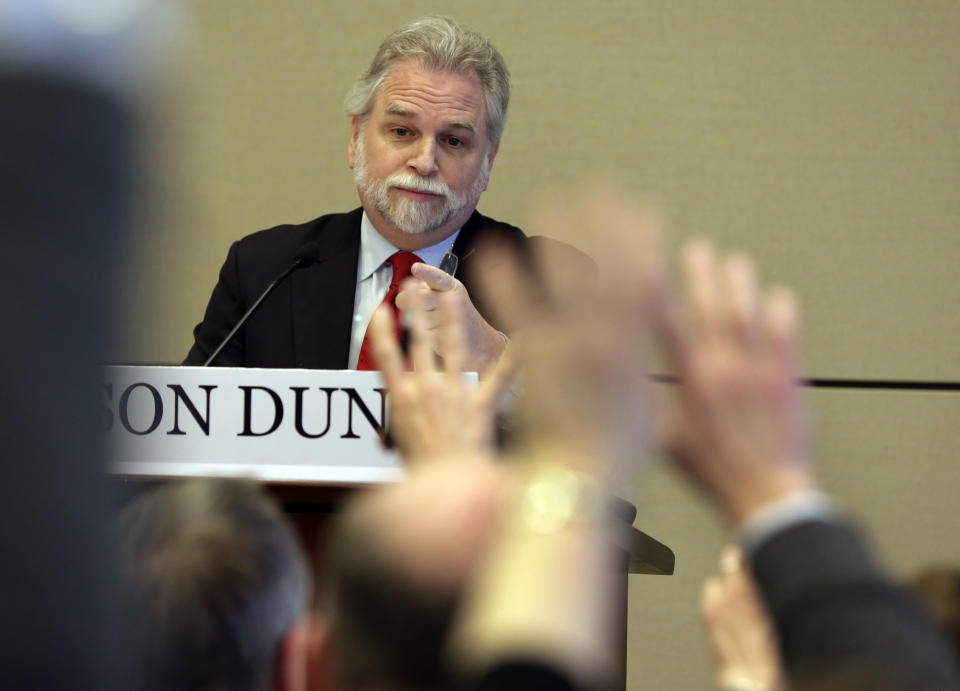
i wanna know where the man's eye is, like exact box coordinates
[445,136,464,148]
[391,127,411,137]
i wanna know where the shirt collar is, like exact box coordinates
[357,211,461,281]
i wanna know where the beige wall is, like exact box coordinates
[119,2,960,688]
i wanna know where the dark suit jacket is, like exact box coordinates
[184,207,527,368]
[751,519,960,689]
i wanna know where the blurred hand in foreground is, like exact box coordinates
[653,240,813,525]
[476,183,667,482]
[368,284,516,466]
[701,545,786,691]
[450,185,669,690]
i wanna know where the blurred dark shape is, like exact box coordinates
[751,519,960,690]
[0,65,132,687]
[791,665,914,691]
[909,567,960,658]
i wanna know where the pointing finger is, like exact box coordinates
[411,262,457,292]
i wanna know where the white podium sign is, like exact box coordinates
[105,366,403,484]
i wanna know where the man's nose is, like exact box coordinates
[408,138,439,177]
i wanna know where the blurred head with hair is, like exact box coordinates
[117,478,311,691]
[316,460,505,691]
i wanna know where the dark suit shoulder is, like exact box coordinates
[232,208,363,272]
[455,209,526,254]
[183,208,362,367]
[472,210,526,236]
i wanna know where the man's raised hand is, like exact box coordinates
[395,264,508,377]
[369,283,515,467]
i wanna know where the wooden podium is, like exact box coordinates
[107,366,674,688]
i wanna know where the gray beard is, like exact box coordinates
[353,138,490,235]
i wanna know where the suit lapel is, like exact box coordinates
[290,209,363,368]
[452,211,529,334]
[452,210,491,297]
[451,210,483,265]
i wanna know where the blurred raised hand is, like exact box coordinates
[701,546,786,691]
[653,239,814,525]
[475,183,667,482]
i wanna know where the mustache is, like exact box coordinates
[385,173,449,197]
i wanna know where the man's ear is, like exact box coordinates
[276,614,331,691]
[348,116,361,169]
[482,140,500,191]
[486,139,500,168]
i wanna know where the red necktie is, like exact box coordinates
[356,251,422,370]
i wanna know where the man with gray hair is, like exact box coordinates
[117,479,314,691]
[186,16,525,375]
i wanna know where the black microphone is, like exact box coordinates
[202,242,321,366]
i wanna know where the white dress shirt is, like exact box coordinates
[347,211,459,368]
